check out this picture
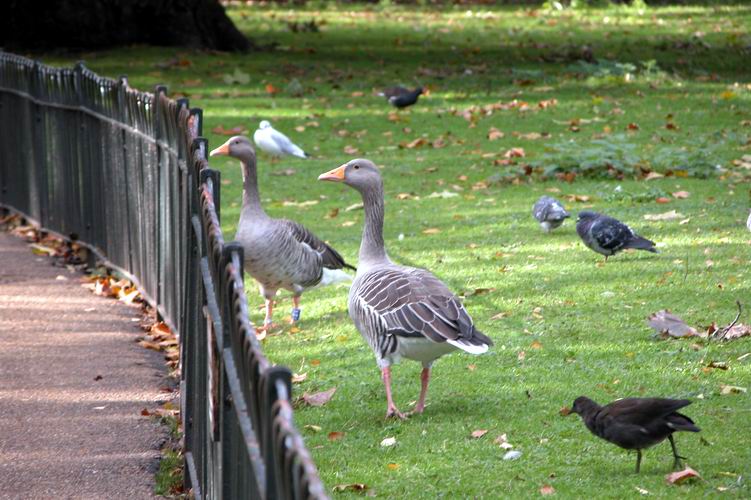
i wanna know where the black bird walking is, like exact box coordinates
[576,211,658,261]
[569,396,700,473]
[381,86,423,109]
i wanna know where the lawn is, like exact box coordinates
[41,2,751,497]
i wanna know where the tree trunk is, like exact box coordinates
[1,0,252,52]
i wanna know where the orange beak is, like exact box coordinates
[318,164,347,182]
[209,142,231,157]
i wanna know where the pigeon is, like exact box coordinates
[383,86,423,109]
[532,196,570,233]
[568,396,700,473]
[576,211,658,260]
[253,120,308,159]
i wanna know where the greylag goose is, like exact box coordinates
[568,396,700,473]
[210,136,353,329]
[253,120,308,159]
[576,211,658,261]
[318,159,493,419]
[532,196,570,233]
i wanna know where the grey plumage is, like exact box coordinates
[319,159,491,418]
[576,210,658,260]
[210,136,353,327]
[532,196,570,232]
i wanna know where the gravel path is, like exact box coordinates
[0,231,169,499]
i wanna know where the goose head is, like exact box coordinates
[209,135,256,162]
[318,159,382,194]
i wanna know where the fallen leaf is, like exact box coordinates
[644,210,684,221]
[328,431,345,441]
[540,485,556,496]
[530,340,543,349]
[140,408,152,416]
[559,406,572,416]
[301,387,336,407]
[422,228,441,235]
[665,467,701,485]
[644,172,664,180]
[380,436,397,447]
[634,486,650,495]
[292,372,308,383]
[467,364,477,371]
[387,463,400,471]
[706,361,728,370]
[487,127,505,141]
[494,434,514,449]
[647,310,701,338]
[720,384,747,395]
[503,147,526,159]
[304,424,322,432]
[471,429,488,439]
[517,351,526,361]
[490,311,509,320]
[212,125,246,136]
[332,483,368,493]
[627,122,640,131]
[655,197,671,204]
[565,194,591,202]
[672,191,690,199]
[343,145,359,155]
[265,83,280,95]
[719,324,751,341]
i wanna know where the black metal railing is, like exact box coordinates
[0,51,327,500]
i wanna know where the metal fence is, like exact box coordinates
[0,51,327,500]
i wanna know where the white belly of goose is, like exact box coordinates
[387,336,457,367]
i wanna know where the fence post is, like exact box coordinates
[264,366,293,500]
[190,108,203,138]
[199,168,221,223]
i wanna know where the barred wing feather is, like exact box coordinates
[280,220,355,271]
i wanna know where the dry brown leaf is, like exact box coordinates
[647,310,701,339]
[490,311,509,320]
[422,228,441,235]
[503,147,526,159]
[644,172,664,180]
[665,467,700,485]
[328,431,345,441]
[565,194,591,202]
[402,137,428,149]
[559,406,572,416]
[494,433,513,449]
[721,324,751,341]
[292,372,308,383]
[343,145,359,155]
[470,429,488,439]
[655,197,671,204]
[672,191,690,199]
[720,384,747,395]
[332,483,368,493]
[487,127,505,141]
[387,463,400,471]
[212,125,246,136]
[302,387,336,407]
[530,340,543,349]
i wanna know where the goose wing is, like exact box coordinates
[280,219,354,271]
[355,266,492,352]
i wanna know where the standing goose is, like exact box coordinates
[210,136,354,330]
[318,159,493,419]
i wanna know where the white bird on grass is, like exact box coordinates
[253,120,309,159]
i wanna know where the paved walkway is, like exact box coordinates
[0,231,169,499]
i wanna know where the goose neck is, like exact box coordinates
[359,183,389,267]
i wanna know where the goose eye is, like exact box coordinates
[353,164,360,170]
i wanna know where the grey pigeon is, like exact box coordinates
[569,396,700,473]
[532,196,570,233]
[576,211,658,261]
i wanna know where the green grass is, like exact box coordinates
[39,2,751,497]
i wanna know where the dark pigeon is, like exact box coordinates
[532,196,570,233]
[387,87,423,109]
[576,211,658,260]
[569,396,700,473]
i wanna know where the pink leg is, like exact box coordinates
[381,366,406,420]
[256,298,274,333]
[412,367,431,415]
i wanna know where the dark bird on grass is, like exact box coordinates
[532,196,570,233]
[576,211,658,261]
[569,396,700,473]
[380,86,424,109]
[318,159,492,419]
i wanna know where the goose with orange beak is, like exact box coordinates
[319,159,493,419]
[209,136,354,331]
